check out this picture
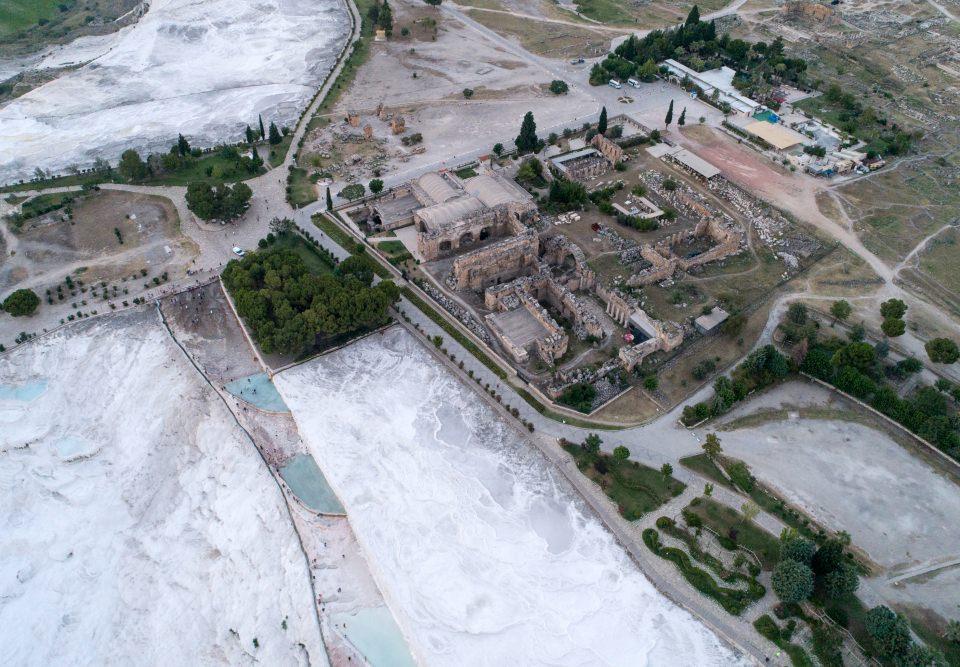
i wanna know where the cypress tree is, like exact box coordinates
[665,100,674,127]
[245,125,255,144]
[378,0,393,35]
[326,187,333,211]
[685,4,700,25]
[514,111,538,154]
[678,107,686,126]
[259,114,265,139]
[268,122,282,145]
[597,106,608,135]
[177,133,190,156]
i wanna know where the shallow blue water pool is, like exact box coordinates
[279,454,345,514]
[330,606,415,667]
[224,373,289,412]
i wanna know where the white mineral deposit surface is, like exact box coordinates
[277,327,740,666]
[0,0,350,183]
[0,312,325,666]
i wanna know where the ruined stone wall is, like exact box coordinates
[450,231,539,291]
[591,133,624,165]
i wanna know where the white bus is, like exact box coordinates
[608,79,622,89]
[627,78,641,88]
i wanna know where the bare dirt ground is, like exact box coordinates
[706,380,960,624]
[300,0,599,190]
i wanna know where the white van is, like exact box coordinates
[627,78,641,88]
[608,79,622,90]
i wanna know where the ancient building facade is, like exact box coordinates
[450,231,539,291]
[627,217,744,287]
[595,285,684,371]
[590,133,624,165]
[412,171,537,261]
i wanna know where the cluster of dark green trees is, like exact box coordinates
[590,7,808,104]
[819,84,915,156]
[222,243,399,355]
[772,533,859,606]
[801,334,960,457]
[1,288,40,317]
[117,138,264,184]
[185,181,253,221]
[682,344,790,425]
[367,0,393,35]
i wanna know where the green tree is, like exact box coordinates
[613,445,630,464]
[549,79,569,95]
[341,183,366,201]
[326,186,333,211]
[665,99,674,127]
[678,107,687,126]
[881,317,905,337]
[823,561,859,600]
[702,432,722,458]
[493,142,504,156]
[865,606,912,658]
[880,298,907,320]
[771,559,814,603]
[245,125,255,144]
[583,433,602,455]
[269,217,295,235]
[598,106,608,135]
[378,0,393,35]
[2,288,40,316]
[177,133,190,156]
[831,341,875,372]
[685,4,700,25]
[259,114,265,139]
[515,111,539,153]
[337,255,375,285]
[268,122,282,145]
[830,299,852,322]
[812,538,844,576]
[787,301,808,325]
[643,375,658,391]
[118,149,148,181]
[637,58,658,82]
[926,337,959,364]
[660,462,673,478]
[780,536,816,565]
[944,619,960,644]
[369,178,384,195]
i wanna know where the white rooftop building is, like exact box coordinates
[662,60,761,115]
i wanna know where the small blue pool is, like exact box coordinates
[279,454,345,514]
[753,110,780,123]
[0,379,48,402]
[330,607,416,667]
[224,373,289,412]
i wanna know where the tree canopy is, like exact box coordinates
[515,111,539,153]
[186,181,252,221]
[222,246,399,354]
[2,288,40,316]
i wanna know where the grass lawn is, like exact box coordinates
[679,453,735,491]
[20,191,78,219]
[268,134,293,168]
[287,167,317,207]
[0,0,64,36]
[684,496,781,570]
[270,233,335,276]
[313,213,357,252]
[454,166,478,179]
[563,443,685,520]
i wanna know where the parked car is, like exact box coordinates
[232,246,245,257]
[608,79,622,90]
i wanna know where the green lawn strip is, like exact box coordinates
[270,233,335,275]
[642,528,764,616]
[563,444,685,520]
[0,172,121,194]
[287,166,318,207]
[267,134,294,168]
[683,496,781,570]
[400,286,508,380]
[311,214,390,278]
[678,453,736,491]
[754,615,814,667]
[0,0,63,36]
[20,191,77,219]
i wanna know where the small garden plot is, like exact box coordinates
[682,496,781,570]
[562,437,684,520]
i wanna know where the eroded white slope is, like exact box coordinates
[0,312,325,666]
[0,0,350,183]
[277,327,739,666]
